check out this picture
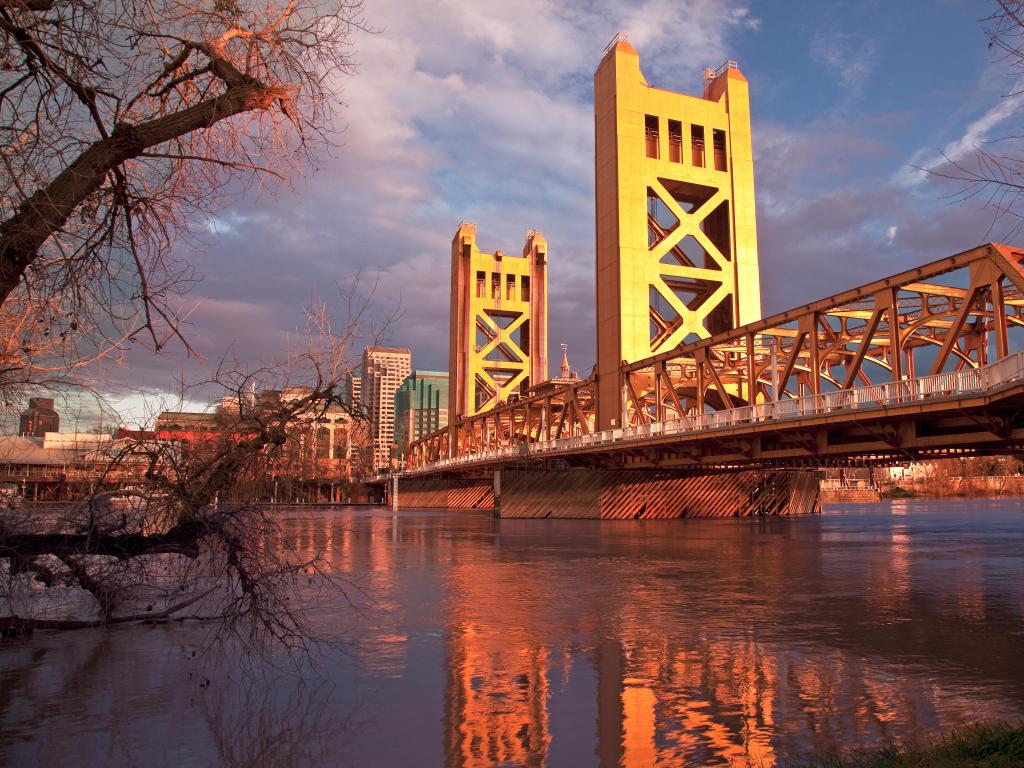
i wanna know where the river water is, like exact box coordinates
[2,499,1023,767]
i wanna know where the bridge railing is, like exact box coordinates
[393,350,1024,476]
[0,466,66,481]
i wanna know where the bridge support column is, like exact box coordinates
[493,468,502,518]
[491,468,819,519]
[393,476,494,509]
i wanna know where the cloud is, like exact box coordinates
[754,118,991,316]
[754,117,892,214]
[102,0,758,421]
[898,79,1024,187]
[809,30,877,107]
[104,392,209,429]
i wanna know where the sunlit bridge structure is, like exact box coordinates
[368,37,1024,518]
[449,223,549,422]
[594,37,761,431]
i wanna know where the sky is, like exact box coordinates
[90,0,1024,425]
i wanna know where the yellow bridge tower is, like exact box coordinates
[594,35,762,430]
[449,222,548,425]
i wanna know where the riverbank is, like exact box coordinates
[886,477,1024,499]
[796,722,1024,767]
[821,483,1024,505]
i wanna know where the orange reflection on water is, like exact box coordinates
[445,624,550,768]
[609,636,779,767]
[866,525,912,616]
[621,684,656,768]
[282,509,1024,767]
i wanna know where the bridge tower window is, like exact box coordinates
[713,129,727,171]
[691,124,705,167]
[645,115,659,159]
[668,120,683,163]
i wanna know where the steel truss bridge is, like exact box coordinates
[393,243,1024,480]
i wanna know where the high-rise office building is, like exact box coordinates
[344,369,363,413]
[395,371,449,452]
[362,346,412,470]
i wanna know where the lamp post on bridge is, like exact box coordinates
[770,334,779,403]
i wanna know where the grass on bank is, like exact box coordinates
[791,721,1024,767]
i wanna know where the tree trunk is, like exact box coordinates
[0,81,286,303]
[1,519,209,561]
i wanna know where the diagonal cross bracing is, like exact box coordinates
[411,242,1024,470]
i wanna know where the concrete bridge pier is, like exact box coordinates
[388,474,399,512]
[493,469,502,518]
[396,468,820,518]
[388,475,495,510]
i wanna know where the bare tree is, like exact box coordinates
[0,0,365,386]
[923,2,1024,235]
[0,287,137,412]
[0,293,380,651]
[0,1,383,652]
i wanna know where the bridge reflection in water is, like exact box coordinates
[284,506,1024,768]
[3,505,1021,767]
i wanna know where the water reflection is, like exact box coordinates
[424,503,1024,767]
[2,500,1023,767]
[202,679,348,768]
[445,624,550,767]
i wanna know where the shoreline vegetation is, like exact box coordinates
[823,456,1024,502]
[882,483,1024,500]
[792,722,1024,767]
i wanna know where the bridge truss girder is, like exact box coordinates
[409,242,1024,469]
[621,242,1024,426]
[412,379,597,464]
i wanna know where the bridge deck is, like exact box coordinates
[385,349,1024,479]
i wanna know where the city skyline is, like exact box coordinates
[44,1,1022,427]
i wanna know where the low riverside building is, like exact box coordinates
[0,389,373,502]
[154,410,221,441]
[154,388,370,500]
[0,432,106,478]
[0,431,143,501]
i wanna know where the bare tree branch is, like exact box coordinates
[1,287,387,654]
[0,0,366,395]
[920,2,1024,237]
